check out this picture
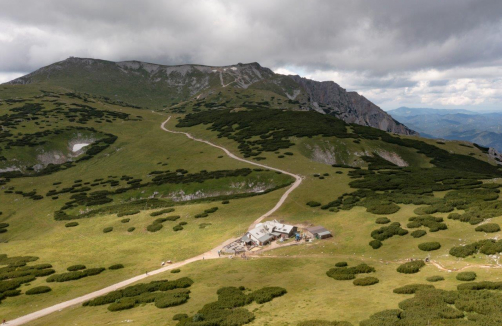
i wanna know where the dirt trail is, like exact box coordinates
[9,116,303,325]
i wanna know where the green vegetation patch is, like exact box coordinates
[450,239,502,258]
[83,277,194,312]
[26,286,51,295]
[353,277,379,286]
[418,242,441,251]
[375,217,391,224]
[369,222,408,248]
[297,321,353,326]
[475,223,501,233]
[47,268,105,282]
[426,276,445,282]
[410,230,426,238]
[174,286,286,326]
[393,284,435,294]
[326,263,375,281]
[397,261,426,274]
[456,272,477,282]
[407,215,447,232]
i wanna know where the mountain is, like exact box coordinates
[6,57,416,135]
[387,107,502,150]
[2,70,502,326]
[389,106,476,117]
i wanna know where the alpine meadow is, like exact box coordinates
[2,1,502,325]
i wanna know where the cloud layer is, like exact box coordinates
[1,0,502,110]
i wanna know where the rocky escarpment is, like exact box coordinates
[6,57,416,135]
[288,75,417,135]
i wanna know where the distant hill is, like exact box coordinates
[388,107,502,150]
[389,107,476,117]
[5,57,416,135]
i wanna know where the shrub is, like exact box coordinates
[393,284,434,294]
[26,286,51,295]
[117,210,140,217]
[410,230,426,238]
[103,227,113,233]
[475,223,501,233]
[127,227,135,232]
[370,222,408,242]
[250,287,287,303]
[375,217,390,224]
[147,224,163,232]
[65,222,78,228]
[150,208,175,216]
[171,269,180,273]
[108,298,136,311]
[456,271,476,281]
[426,276,445,282]
[335,262,348,267]
[173,313,188,321]
[369,240,382,249]
[327,264,375,280]
[306,201,321,207]
[67,265,86,271]
[204,207,218,214]
[418,242,441,251]
[154,291,189,308]
[222,200,230,204]
[194,213,208,218]
[353,277,379,286]
[397,261,426,274]
[173,225,183,231]
[108,264,124,270]
[121,218,130,223]
[366,203,400,215]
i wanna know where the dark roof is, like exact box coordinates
[306,226,329,233]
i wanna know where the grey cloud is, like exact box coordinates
[1,0,502,110]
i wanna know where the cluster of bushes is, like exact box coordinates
[117,210,140,217]
[65,222,78,228]
[353,277,379,286]
[26,286,51,295]
[375,217,390,224]
[147,215,181,233]
[0,223,8,234]
[407,215,447,232]
[396,260,426,274]
[393,284,434,294]
[174,286,286,326]
[150,208,175,217]
[195,207,219,219]
[103,227,113,233]
[475,223,501,233]
[369,222,408,249]
[326,263,375,281]
[449,239,502,258]
[426,275,445,282]
[306,201,321,207]
[83,277,194,311]
[47,267,105,282]
[410,230,426,238]
[67,265,86,271]
[418,242,441,251]
[176,108,350,157]
[0,254,54,302]
[456,271,476,282]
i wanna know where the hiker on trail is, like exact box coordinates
[145,271,148,275]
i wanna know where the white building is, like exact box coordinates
[243,220,297,246]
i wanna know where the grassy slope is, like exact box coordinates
[0,85,293,320]
[3,85,502,325]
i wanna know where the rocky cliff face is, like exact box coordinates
[288,75,417,135]
[6,57,416,135]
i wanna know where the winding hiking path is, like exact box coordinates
[9,116,302,326]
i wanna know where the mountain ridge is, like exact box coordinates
[5,57,417,136]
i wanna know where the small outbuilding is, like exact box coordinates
[305,225,332,239]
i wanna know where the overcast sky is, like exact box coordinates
[1,0,502,111]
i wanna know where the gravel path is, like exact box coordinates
[9,116,303,325]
